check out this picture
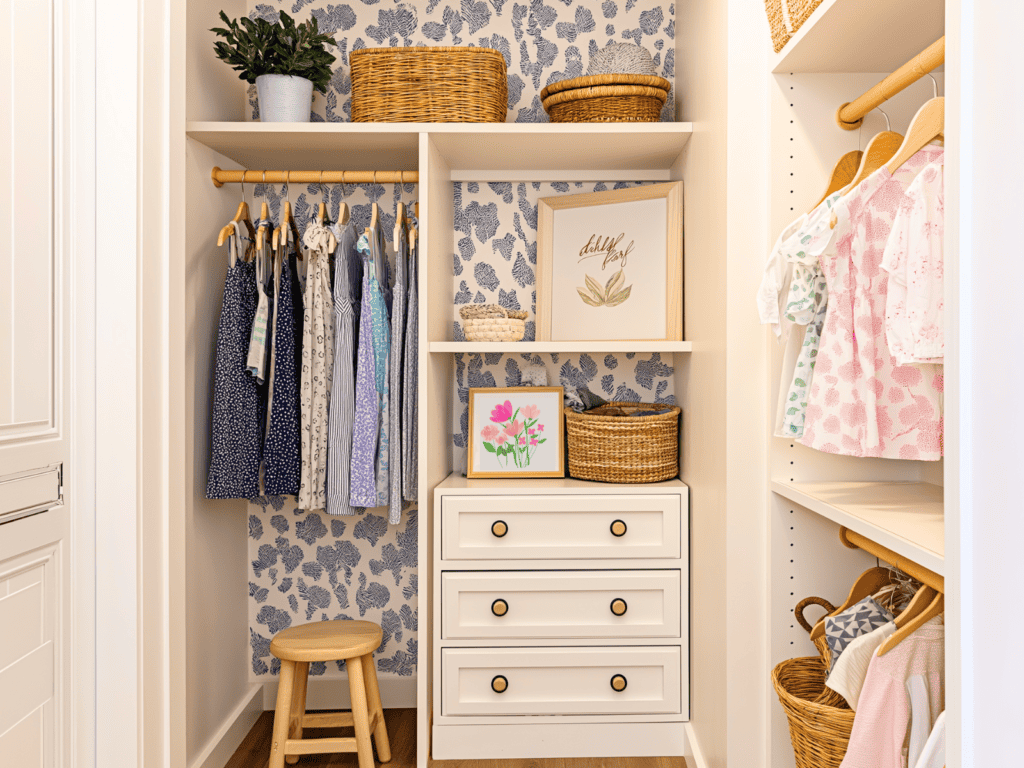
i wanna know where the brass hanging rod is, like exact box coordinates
[839,527,944,594]
[836,36,945,131]
[210,167,419,188]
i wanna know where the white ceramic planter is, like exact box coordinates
[256,74,314,122]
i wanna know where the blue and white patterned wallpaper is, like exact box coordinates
[245,0,676,122]
[248,499,418,680]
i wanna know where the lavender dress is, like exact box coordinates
[349,232,380,507]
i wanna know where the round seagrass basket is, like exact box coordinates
[540,74,670,123]
[459,305,527,342]
[350,46,508,123]
[563,401,680,483]
[771,596,854,768]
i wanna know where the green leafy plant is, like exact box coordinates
[211,11,339,94]
[577,269,633,307]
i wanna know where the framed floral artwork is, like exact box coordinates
[467,387,565,479]
[535,182,683,342]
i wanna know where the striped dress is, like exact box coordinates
[349,233,380,507]
[402,225,418,501]
[326,221,359,515]
[387,227,406,524]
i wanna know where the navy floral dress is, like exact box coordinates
[206,227,264,499]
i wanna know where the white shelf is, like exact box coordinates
[185,122,692,177]
[437,472,687,494]
[772,480,944,575]
[430,341,692,354]
[771,0,944,74]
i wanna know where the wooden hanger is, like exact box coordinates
[394,201,406,251]
[809,566,896,642]
[370,171,380,232]
[273,172,303,258]
[877,585,944,656]
[217,178,256,247]
[317,171,329,225]
[337,171,350,226]
[887,96,945,174]
[255,171,272,251]
[842,130,904,195]
[811,150,862,212]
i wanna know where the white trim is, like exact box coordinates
[261,676,418,712]
[684,722,710,768]
[186,685,263,768]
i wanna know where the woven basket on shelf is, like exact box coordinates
[540,74,670,123]
[459,305,527,342]
[563,402,680,483]
[763,0,825,54]
[350,46,508,123]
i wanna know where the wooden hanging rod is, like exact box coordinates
[210,167,419,188]
[839,527,944,594]
[836,36,945,131]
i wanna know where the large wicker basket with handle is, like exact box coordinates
[772,596,855,768]
[563,402,680,483]
[349,46,508,123]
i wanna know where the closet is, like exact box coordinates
[163,1,971,767]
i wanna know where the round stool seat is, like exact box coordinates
[270,620,383,663]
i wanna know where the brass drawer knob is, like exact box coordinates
[610,674,628,692]
[491,675,508,694]
[610,598,628,616]
[491,599,508,617]
[491,520,508,538]
[610,520,627,537]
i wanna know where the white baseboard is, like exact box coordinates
[187,685,263,768]
[684,723,709,768]
[261,674,417,711]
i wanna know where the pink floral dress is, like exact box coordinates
[801,146,944,460]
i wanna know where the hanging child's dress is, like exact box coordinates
[326,220,359,516]
[801,146,944,460]
[262,239,301,497]
[206,224,264,500]
[369,226,392,508]
[350,230,380,508]
[387,223,407,525]
[402,219,419,502]
[297,222,335,510]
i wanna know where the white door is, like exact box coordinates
[0,0,72,766]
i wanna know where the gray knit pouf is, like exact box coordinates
[586,42,658,76]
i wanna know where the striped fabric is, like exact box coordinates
[387,227,407,525]
[402,226,419,501]
[326,221,359,515]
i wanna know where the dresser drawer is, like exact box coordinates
[442,570,680,639]
[441,494,681,560]
[441,646,681,716]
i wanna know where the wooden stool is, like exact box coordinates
[268,620,392,768]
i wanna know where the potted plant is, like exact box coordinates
[211,10,338,122]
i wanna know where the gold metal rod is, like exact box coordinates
[839,527,944,593]
[210,167,419,188]
[836,36,945,130]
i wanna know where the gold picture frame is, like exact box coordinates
[536,181,683,342]
[466,387,565,479]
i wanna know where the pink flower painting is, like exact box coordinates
[478,399,549,470]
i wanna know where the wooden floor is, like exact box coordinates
[226,709,689,768]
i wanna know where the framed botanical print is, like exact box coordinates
[467,387,565,479]
[536,181,683,342]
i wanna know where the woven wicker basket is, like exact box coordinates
[540,74,670,123]
[564,402,680,483]
[459,305,527,342]
[350,46,508,123]
[763,0,825,53]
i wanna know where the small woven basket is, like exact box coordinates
[564,402,680,483]
[459,305,527,342]
[350,46,508,123]
[763,0,825,53]
[540,74,670,123]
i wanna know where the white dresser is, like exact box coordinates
[432,476,689,760]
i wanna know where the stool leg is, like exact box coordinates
[346,655,375,768]
[285,661,309,765]
[361,654,391,763]
[270,660,296,768]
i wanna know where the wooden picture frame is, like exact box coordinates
[536,181,683,342]
[467,387,565,479]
